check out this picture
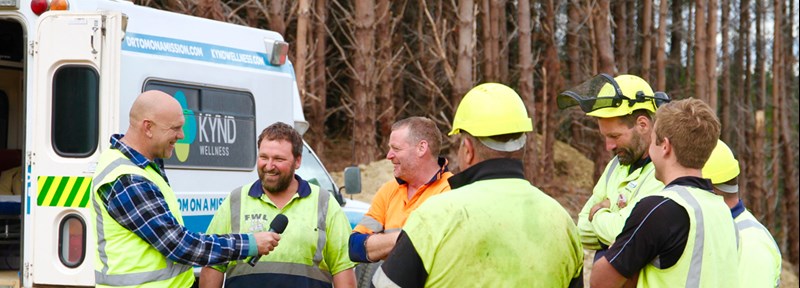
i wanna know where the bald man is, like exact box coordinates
[91,91,280,288]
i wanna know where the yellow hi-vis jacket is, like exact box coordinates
[91,149,193,288]
[736,209,782,287]
[637,185,739,287]
[578,157,664,249]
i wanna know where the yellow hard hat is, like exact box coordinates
[702,139,740,188]
[586,75,657,118]
[449,83,532,137]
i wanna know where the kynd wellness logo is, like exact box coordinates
[173,91,197,162]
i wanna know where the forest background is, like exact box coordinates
[137,0,799,276]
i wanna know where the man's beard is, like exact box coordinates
[613,132,647,166]
[260,167,295,193]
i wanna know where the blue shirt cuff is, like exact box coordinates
[349,233,371,263]
[247,233,258,257]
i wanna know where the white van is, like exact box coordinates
[0,1,367,287]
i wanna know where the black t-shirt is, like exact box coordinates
[604,176,714,278]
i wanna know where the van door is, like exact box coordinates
[27,11,123,286]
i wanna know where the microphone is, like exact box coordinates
[247,214,289,267]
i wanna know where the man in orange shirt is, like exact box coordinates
[349,116,452,264]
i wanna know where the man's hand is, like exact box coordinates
[589,199,611,221]
[253,231,281,255]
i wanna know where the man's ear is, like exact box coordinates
[461,137,475,165]
[294,155,302,169]
[636,115,651,133]
[417,140,429,157]
[143,119,154,138]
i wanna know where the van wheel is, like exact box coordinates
[355,261,382,288]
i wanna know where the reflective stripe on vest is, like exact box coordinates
[91,151,191,286]
[672,186,705,288]
[737,218,780,253]
[227,184,332,283]
[605,157,620,187]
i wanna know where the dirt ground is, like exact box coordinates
[323,137,799,287]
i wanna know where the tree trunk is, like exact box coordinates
[309,0,327,155]
[567,0,583,84]
[481,0,496,81]
[694,0,708,103]
[587,0,598,75]
[496,0,508,82]
[735,0,751,211]
[296,0,310,105]
[641,0,652,81]
[749,0,767,222]
[541,0,562,187]
[268,0,286,35]
[375,0,395,149]
[518,0,537,183]
[454,0,474,108]
[593,0,615,75]
[706,0,718,109]
[655,0,667,91]
[769,0,783,243]
[612,0,628,74]
[720,0,731,142]
[686,2,694,83]
[669,0,684,91]
[353,0,377,164]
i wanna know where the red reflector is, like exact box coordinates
[31,0,48,15]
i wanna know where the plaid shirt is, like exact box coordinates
[96,134,254,266]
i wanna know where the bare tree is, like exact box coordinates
[593,0,615,74]
[375,0,396,148]
[669,0,685,90]
[296,0,310,105]
[518,0,538,182]
[720,0,732,142]
[694,0,708,103]
[195,0,224,21]
[268,0,287,35]
[454,0,475,107]
[655,0,668,91]
[353,0,378,164]
[706,0,718,109]
[307,0,328,154]
[540,0,562,186]
[567,0,584,84]
[641,0,652,81]
[613,0,629,74]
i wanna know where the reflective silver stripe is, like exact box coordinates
[228,261,333,283]
[230,187,243,233]
[372,266,401,288]
[95,261,191,286]
[605,157,620,187]
[737,218,780,252]
[358,216,385,233]
[314,188,330,267]
[92,158,137,192]
[673,186,704,288]
[92,183,110,276]
[384,228,401,233]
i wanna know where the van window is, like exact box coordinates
[144,81,256,170]
[295,143,337,194]
[52,66,99,157]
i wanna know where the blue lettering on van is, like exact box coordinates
[123,32,285,73]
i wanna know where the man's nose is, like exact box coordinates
[605,139,616,152]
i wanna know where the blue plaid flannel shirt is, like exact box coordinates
[96,134,255,266]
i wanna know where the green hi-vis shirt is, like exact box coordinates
[206,177,355,287]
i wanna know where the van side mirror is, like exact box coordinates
[343,166,361,195]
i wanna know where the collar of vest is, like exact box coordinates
[628,156,652,175]
[665,176,714,192]
[448,158,525,189]
[730,199,745,218]
[110,133,165,171]
[248,175,312,198]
